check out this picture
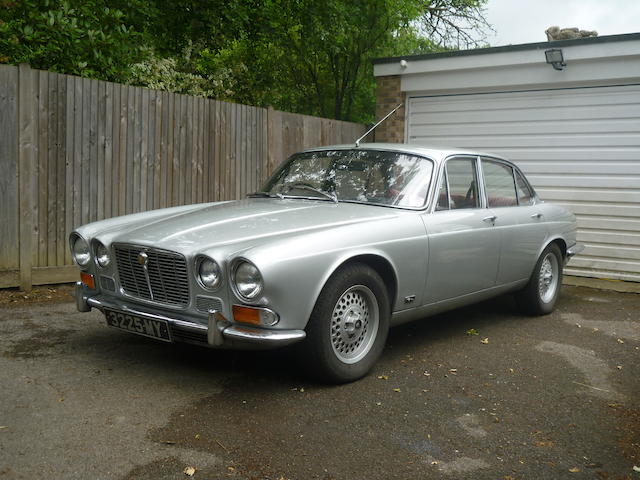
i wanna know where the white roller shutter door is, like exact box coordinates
[407,85,640,281]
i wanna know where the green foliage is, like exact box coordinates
[0,0,153,81]
[0,0,489,121]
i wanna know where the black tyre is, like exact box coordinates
[303,263,390,383]
[516,243,563,315]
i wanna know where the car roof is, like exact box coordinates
[301,143,509,163]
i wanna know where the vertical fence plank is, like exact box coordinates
[64,75,75,264]
[18,64,37,290]
[153,90,162,210]
[55,73,67,266]
[35,70,48,267]
[140,87,149,212]
[0,65,19,272]
[46,72,58,264]
[104,81,113,221]
[97,80,105,222]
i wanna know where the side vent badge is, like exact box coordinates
[404,295,416,304]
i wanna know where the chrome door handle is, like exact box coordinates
[483,215,497,223]
[531,212,543,219]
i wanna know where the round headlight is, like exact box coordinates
[95,242,111,268]
[198,257,222,289]
[233,261,263,300]
[72,236,91,267]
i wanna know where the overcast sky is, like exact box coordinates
[484,0,640,46]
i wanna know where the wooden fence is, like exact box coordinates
[0,63,367,290]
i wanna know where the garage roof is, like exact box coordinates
[374,32,640,65]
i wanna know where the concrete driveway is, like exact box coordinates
[0,285,638,480]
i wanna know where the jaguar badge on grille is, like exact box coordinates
[137,251,149,266]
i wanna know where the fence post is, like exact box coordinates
[18,63,36,292]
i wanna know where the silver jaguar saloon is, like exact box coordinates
[71,143,583,382]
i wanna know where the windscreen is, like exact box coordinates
[263,149,434,208]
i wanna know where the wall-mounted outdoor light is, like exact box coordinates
[545,48,566,71]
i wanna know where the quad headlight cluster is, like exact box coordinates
[198,257,263,301]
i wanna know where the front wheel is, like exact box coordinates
[516,243,563,315]
[302,263,390,383]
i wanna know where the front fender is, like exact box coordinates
[242,213,428,331]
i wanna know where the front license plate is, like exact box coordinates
[104,308,172,342]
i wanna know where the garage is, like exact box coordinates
[374,33,640,282]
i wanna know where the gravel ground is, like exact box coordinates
[0,285,638,480]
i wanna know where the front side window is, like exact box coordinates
[263,149,434,208]
[440,157,479,210]
[482,160,518,207]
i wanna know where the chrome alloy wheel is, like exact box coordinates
[330,285,379,364]
[538,252,559,303]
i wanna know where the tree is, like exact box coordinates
[0,0,490,121]
[0,0,154,81]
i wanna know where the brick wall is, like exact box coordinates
[374,75,405,143]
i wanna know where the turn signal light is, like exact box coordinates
[232,305,279,326]
[80,272,95,290]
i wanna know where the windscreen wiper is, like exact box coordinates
[283,183,338,203]
[247,191,284,199]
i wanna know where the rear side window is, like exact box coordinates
[440,157,479,210]
[515,170,535,205]
[482,160,517,207]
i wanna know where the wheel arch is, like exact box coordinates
[550,237,567,260]
[326,254,399,313]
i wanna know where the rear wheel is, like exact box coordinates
[303,263,390,383]
[516,243,563,315]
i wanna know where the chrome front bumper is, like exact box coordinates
[75,282,306,348]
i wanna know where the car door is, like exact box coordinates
[480,157,548,285]
[422,156,500,303]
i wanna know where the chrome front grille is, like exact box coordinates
[114,245,190,307]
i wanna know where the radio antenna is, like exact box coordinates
[354,103,404,147]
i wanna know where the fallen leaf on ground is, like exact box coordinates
[568,467,581,473]
[534,440,554,447]
[183,466,196,476]
[466,329,479,336]
[377,375,388,380]
[194,434,200,439]
[481,338,489,344]
[393,388,401,392]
